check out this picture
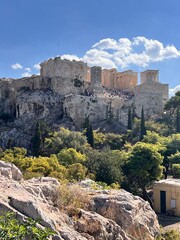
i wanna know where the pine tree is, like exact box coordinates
[140,107,146,141]
[176,108,180,133]
[84,117,94,148]
[32,122,42,157]
[127,108,132,130]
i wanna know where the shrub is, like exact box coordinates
[172,164,180,178]
[156,229,180,240]
[0,211,55,240]
[57,183,91,216]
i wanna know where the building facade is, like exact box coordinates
[153,179,180,216]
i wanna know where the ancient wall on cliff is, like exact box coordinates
[101,69,138,90]
[40,57,88,80]
[134,82,169,117]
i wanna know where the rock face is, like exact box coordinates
[0,160,22,181]
[92,191,159,240]
[0,162,160,240]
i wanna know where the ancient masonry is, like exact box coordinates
[40,57,169,126]
[0,57,168,134]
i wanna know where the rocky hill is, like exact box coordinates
[0,57,169,150]
[0,160,160,240]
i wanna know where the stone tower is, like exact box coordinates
[140,70,159,84]
[90,66,103,93]
[91,66,102,85]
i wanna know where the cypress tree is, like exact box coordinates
[132,105,136,124]
[127,108,133,130]
[176,108,180,133]
[32,122,42,157]
[140,107,146,141]
[84,117,94,148]
[87,123,94,148]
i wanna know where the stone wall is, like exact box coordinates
[101,69,137,90]
[102,69,116,89]
[40,57,88,80]
[141,70,159,84]
[134,81,169,117]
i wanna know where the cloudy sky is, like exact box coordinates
[0,0,180,95]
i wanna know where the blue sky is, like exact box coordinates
[0,0,180,94]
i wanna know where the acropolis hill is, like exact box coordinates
[0,57,168,148]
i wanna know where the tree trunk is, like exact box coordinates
[164,165,169,179]
[141,186,154,210]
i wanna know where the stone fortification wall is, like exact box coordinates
[115,70,138,90]
[51,76,86,95]
[134,82,169,117]
[101,69,137,90]
[40,57,88,81]
[90,66,104,94]
[102,69,116,89]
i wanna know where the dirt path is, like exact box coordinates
[158,215,180,232]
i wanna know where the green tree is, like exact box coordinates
[24,155,66,179]
[123,142,163,208]
[163,91,180,133]
[85,149,127,185]
[0,147,27,167]
[104,133,124,150]
[168,151,180,165]
[67,163,88,181]
[57,148,86,166]
[127,108,133,130]
[145,120,170,136]
[84,117,94,148]
[140,107,146,140]
[176,108,180,133]
[44,127,88,155]
[164,90,180,114]
[93,131,106,149]
[32,122,42,157]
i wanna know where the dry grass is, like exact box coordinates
[56,183,92,216]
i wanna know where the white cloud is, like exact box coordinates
[169,85,180,96]
[92,38,118,50]
[132,36,180,62]
[11,63,23,69]
[61,54,81,61]
[25,67,31,72]
[61,37,180,70]
[9,37,180,77]
[34,63,41,70]
[21,72,32,77]
[82,49,116,69]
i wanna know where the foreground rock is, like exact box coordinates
[92,191,159,240]
[0,162,160,239]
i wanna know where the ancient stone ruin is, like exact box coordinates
[0,57,169,148]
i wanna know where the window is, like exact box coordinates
[171,199,176,209]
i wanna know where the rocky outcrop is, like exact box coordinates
[92,191,159,240]
[74,209,131,240]
[0,162,160,240]
[0,160,22,181]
